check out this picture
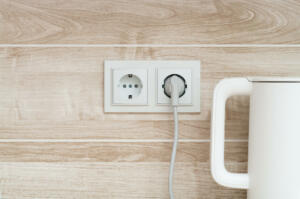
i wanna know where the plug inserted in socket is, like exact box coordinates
[157,68,192,105]
[104,60,200,112]
[112,68,148,105]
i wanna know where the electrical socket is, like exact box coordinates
[112,68,148,105]
[157,68,192,105]
[104,60,200,112]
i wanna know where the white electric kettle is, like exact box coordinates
[211,77,300,199]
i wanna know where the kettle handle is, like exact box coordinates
[211,78,252,189]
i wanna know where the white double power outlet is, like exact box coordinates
[104,60,200,112]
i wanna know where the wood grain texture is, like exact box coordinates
[0,120,249,140]
[0,49,15,126]
[1,0,300,44]
[1,47,300,139]
[0,140,247,198]
[1,0,298,197]
[0,142,248,163]
[0,162,247,199]
[2,46,300,198]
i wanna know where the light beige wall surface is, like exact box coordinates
[1,0,300,44]
[0,0,300,199]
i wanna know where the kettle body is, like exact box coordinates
[211,77,300,199]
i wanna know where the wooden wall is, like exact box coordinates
[0,0,300,198]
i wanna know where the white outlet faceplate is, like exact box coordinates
[104,60,200,112]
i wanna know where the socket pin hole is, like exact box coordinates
[134,84,138,88]
[128,74,133,78]
[129,84,132,88]
[128,95,132,99]
[123,84,126,88]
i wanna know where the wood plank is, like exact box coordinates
[0,162,247,199]
[0,142,248,162]
[0,0,300,44]
[0,49,15,126]
[0,120,248,140]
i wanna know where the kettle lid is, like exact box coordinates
[247,77,300,83]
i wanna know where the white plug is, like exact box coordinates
[163,75,186,106]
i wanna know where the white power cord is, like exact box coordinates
[169,105,178,199]
[163,75,186,199]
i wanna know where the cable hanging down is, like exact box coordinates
[162,74,186,199]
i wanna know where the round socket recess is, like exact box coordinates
[118,74,143,100]
[157,68,192,105]
[112,68,148,105]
